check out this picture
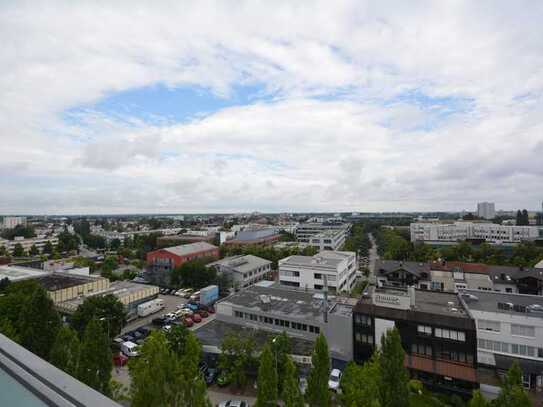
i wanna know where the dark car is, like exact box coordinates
[137,327,151,337]
[205,367,218,384]
[132,331,143,339]
[122,334,135,342]
[152,317,166,326]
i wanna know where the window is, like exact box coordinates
[356,333,374,345]
[417,325,432,336]
[511,324,535,337]
[355,314,371,326]
[314,273,322,280]
[478,320,500,333]
[435,328,465,342]
[235,311,243,318]
[411,343,432,357]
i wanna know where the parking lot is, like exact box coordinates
[121,293,187,334]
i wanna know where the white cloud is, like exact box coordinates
[1,1,542,213]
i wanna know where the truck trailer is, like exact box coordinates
[137,298,164,317]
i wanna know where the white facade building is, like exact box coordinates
[0,235,59,255]
[2,216,27,229]
[296,222,351,243]
[462,290,543,392]
[308,229,346,251]
[279,251,357,294]
[410,222,539,245]
[207,255,272,289]
[477,202,496,220]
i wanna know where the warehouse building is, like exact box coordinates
[146,242,219,272]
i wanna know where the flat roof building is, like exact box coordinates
[146,242,219,271]
[207,255,272,289]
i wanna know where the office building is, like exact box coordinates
[307,229,346,251]
[207,255,272,288]
[0,334,119,406]
[461,290,543,394]
[477,202,496,220]
[223,226,280,247]
[1,216,27,229]
[215,282,356,361]
[353,286,478,397]
[0,235,59,255]
[279,251,357,294]
[410,222,539,245]
[146,242,219,272]
[296,221,351,243]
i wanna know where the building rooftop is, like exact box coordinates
[0,265,47,282]
[461,289,543,318]
[207,255,272,273]
[36,273,102,291]
[0,333,119,406]
[217,284,348,322]
[163,242,218,257]
[280,251,354,269]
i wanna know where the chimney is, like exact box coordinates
[323,274,328,323]
[408,286,416,309]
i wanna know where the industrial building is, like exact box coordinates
[215,282,356,362]
[146,242,219,272]
[278,251,358,294]
[223,226,280,247]
[206,255,272,289]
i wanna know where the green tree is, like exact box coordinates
[282,356,304,407]
[71,294,126,340]
[341,356,381,407]
[306,333,330,407]
[468,390,488,407]
[256,343,278,407]
[165,324,189,356]
[270,331,292,394]
[50,326,80,377]
[219,332,257,388]
[179,333,211,407]
[19,287,61,359]
[494,362,531,407]
[77,319,112,395]
[0,318,20,343]
[13,243,25,257]
[43,240,54,254]
[378,328,409,407]
[29,244,39,256]
[171,258,217,289]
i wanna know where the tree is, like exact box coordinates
[219,332,257,388]
[77,319,112,395]
[256,343,278,407]
[19,286,61,359]
[378,328,409,407]
[468,390,488,407]
[341,356,381,407]
[165,324,189,356]
[71,295,126,340]
[13,243,25,257]
[282,356,304,407]
[494,362,531,407]
[171,259,217,289]
[306,333,330,407]
[0,277,10,292]
[29,244,39,256]
[43,240,54,254]
[179,333,210,407]
[50,326,80,377]
[270,331,292,394]
[516,210,523,226]
[0,318,20,343]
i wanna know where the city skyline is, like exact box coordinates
[2,2,543,214]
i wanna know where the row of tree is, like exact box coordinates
[342,223,371,258]
[0,281,121,395]
[375,227,543,268]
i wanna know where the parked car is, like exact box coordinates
[121,341,139,357]
[185,303,199,311]
[165,312,176,319]
[183,289,194,298]
[299,377,308,395]
[189,291,201,301]
[152,316,166,326]
[132,331,143,340]
[328,369,342,392]
[192,314,202,323]
[205,367,218,384]
[183,317,194,327]
[113,337,124,345]
[137,327,151,337]
[113,353,129,367]
[218,400,249,407]
[197,310,208,318]
[122,334,135,342]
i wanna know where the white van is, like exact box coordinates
[121,341,139,357]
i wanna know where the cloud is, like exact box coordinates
[1,1,543,213]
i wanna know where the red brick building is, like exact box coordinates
[146,242,219,271]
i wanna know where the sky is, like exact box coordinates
[1,1,543,215]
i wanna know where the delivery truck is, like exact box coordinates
[200,285,219,306]
[137,298,164,317]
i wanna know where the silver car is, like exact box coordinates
[217,400,249,407]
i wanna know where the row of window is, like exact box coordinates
[355,333,374,345]
[411,342,474,364]
[233,311,320,334]
[355,314,372,326]
[478,338,543,358]
[418,325,466,342]
[478,320,536,337]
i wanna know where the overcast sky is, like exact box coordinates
[1,1,542,215]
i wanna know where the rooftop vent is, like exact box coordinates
[260,295,271,304]
[527,304,543,313]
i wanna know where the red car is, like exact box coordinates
[183,317,194,327]
[207,306,215,314]
[192,314,202,323]
[197,310,208,318]
[113,353,128,367]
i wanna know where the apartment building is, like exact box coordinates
[376,260,543,296]
[461,290,543,394]
[410,222,539,245]
[1,216,27,229]
[307,229,346,251]
[207,255,272,288]
[477,202,496,220]
[353,286,478,397]
[296,221,351,243]
[279,251,357,294]
[0,235,59,255]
